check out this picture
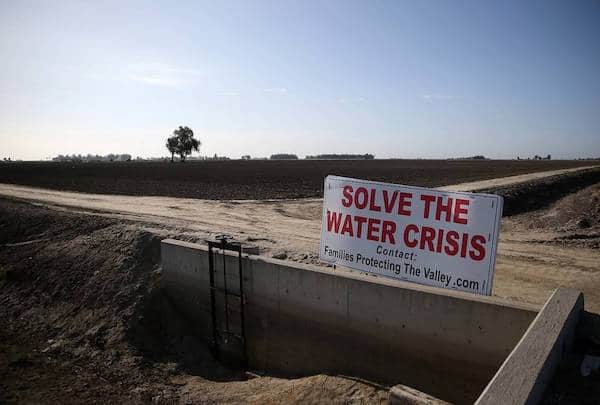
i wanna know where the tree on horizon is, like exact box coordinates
[165,126,200,162]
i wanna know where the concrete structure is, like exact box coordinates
[161,239,583,404]
[161,240,583,404]
[476,289,584,404]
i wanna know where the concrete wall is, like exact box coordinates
[161,239,538,404]
[475,288,584,405]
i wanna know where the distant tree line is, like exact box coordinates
[52,153,132,162]
[270,154,298,160]
[305,153,375,160]
[205,154,230,161]
[516,155,551,160]
[449,155,488,160]
[268,153,376,160]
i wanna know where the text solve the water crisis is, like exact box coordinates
[319,176,503,295]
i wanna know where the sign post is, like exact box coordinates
[320,176,503,295]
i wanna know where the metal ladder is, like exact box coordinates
[207,235,247,367]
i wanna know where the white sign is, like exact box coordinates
[320,176,503,295]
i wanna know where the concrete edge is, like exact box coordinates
[475,288,584,405]
[389,384,452,405]
[161,239,539,313]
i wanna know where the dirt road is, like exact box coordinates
[437,165,598,191]
[1,165,599,312]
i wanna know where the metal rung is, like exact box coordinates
[222,331,243,339]
[210,286,242,298]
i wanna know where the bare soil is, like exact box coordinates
[0,200,390,404]
[1,166,598,311]
[0,159,596,200]
[1,166,599,404]
[504,182,600,249]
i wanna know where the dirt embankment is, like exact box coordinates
[504,181,600,249]
[0,160,595,200]
[481,167,600,216]
[0,200,389,404]
[0,201,169,403]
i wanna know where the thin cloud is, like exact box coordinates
[128,63,203,87]
[83,63,203,87]
[420,94,455,100]
[216,91,240,96]
[83,72,106,80]
[263,87,288,93]
[130,75,183,87]
[338,97,365,103]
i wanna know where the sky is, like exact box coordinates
[1,0,599,160]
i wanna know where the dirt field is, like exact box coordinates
[0,159,596,200]
[1,164,599,404]
[1,166,599,308]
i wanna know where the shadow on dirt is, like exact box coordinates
[543,311,600,404]
[127,284,247,382]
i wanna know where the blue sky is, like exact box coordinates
[1,0,599,160]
